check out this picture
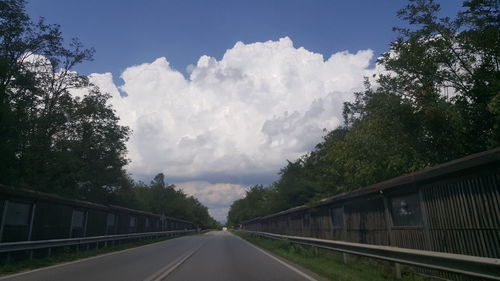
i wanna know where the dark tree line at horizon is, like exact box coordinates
[0,0,219,228]
[228,0,499,226]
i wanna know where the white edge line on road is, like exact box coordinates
[231,233,318,281]
[0,234,194,281]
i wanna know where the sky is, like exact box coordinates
[26,0,463,223]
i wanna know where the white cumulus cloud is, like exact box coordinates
[87,37,380,221]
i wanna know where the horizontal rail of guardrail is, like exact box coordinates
[240,230,500,281]
[0,229,196,254]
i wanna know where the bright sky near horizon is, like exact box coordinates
[26,0,463,222]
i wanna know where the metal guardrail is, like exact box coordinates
[0,230,196,254]
[240,230,500,281]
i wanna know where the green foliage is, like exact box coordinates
[228,0,499,224]
[129,173,220,228]
[378,0,500,154]
[0,0,129,202]
[336,88,432,188]
[0,0,219,227]
[235,232,431,281]
[227,185,274,226]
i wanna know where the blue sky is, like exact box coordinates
[27,0,461,78]
[26,0,464,222]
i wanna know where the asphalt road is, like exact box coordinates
[1,231,323,281]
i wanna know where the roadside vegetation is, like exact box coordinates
[0,0,219,228]
[228,0,499,225]
[235,232,433,281]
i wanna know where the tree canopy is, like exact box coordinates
[0,0,129,201]
[121,173,220,228]
[228,0,499,226]
[0,0,219,228]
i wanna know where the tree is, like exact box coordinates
[336,0,499,188]
[227,185,273,226]
[378,0,499,155]
[336,91,429,188]
[227,0,499,223]
[151,173,166,188]
[0,0,130,203]
[0,1,220,227]
[129,173,220,228]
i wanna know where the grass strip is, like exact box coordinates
[234,231,433,281]
[0,233,196,276]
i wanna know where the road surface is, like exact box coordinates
[1,231,324,281]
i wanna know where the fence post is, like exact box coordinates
[394,263,402,279]
[418,188,432,251]
[0,200,9,242]
[327,208,334,240]
[382,195,393,246]
[83,210,88,238]
[342,253,349,264]
[27,202,36,241]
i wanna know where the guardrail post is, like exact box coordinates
[342,253,348,264]
[394,263,402,279]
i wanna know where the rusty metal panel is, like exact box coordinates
[344,197,389,245]
[422,169,500,258]
[390,228,427,249]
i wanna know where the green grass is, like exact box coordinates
[234,231,433,281]
[0,233,195,276]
